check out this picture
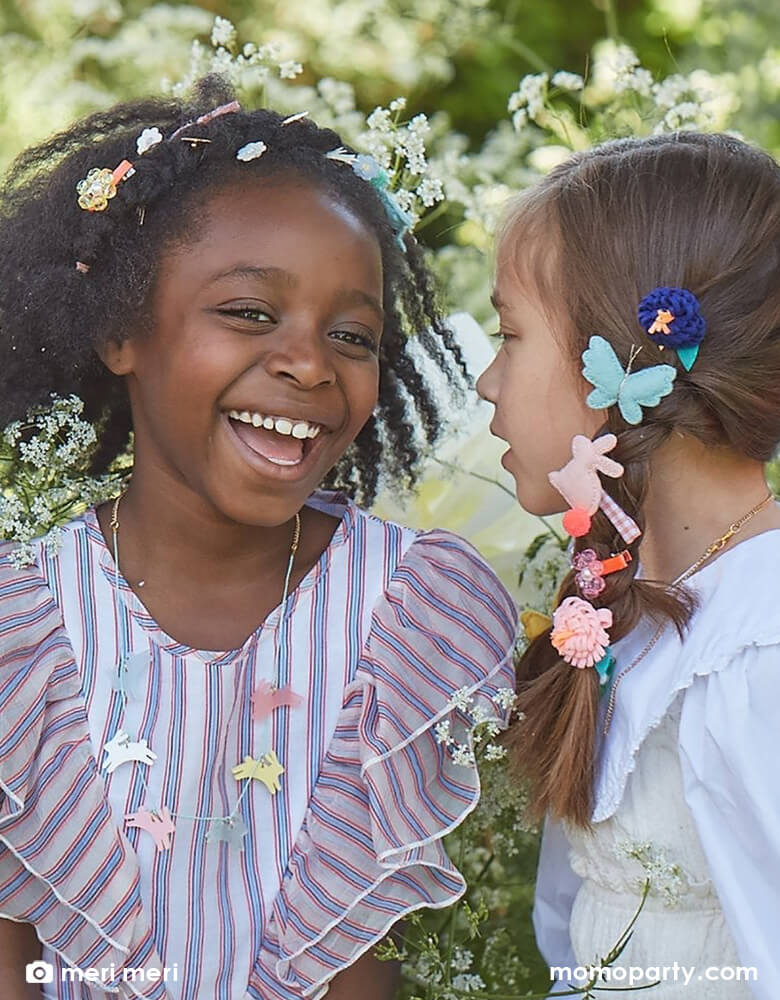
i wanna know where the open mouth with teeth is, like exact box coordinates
[226,409,323,467]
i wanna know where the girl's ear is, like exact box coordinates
[95,336,137,376]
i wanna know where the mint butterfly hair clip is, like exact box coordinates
[582,336,676,425]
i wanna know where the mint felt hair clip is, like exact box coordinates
[582,335,676,425]
[637,286,706,371]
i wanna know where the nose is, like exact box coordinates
[476,356,498,403]
[265,328,337,390]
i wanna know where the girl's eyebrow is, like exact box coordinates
[490,289,503,310]
[208,264,296,286]
[207,264,383,320]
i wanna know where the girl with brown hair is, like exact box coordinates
[477,132,780,996]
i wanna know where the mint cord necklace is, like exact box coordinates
[101,492,302,851]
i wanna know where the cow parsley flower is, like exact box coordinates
[279,60,303,80]
[551,70,584,91]
[210,16,236,50]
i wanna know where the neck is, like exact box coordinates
[101,470,302,591]
[638,435,779,583]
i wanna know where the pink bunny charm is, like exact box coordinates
[549,434,641,543]
[125,806,176,851]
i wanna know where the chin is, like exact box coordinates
[514,485,566,519]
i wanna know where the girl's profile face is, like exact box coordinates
[477,243,603,515]
[106,179,384,526]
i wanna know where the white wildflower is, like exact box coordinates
[434,719,453,745]
[257,42,282,61]
[366,107,393,132]
[511,108,528,131]
[451,948,474,973]
[318,78,356,115]
[507,72,548,121]
[627,67,654,96]
[136,127,163,156]
[3,421,23,447]
[492,687,518,712]
[450,743,476,767]
[416,176,444,206]
[210,16,236,50]
[471,703,491,725]
[616,840,688,907]
[485,743,508,761]
[663,101,703,130]
[389,97,407,112]
[279,60,303,80]
[452,973,486,991]
[652,74,691,110]
[449,686,474,712]
[551,70,584,91]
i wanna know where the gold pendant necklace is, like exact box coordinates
[602,492,775,735]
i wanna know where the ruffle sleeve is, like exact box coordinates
[250,530,518,999]
[678,641,780,999]
[0,545,170,998]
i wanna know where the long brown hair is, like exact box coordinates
[500,133,780,827]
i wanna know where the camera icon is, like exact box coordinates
[26,960,55,983]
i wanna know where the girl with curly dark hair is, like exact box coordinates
[0,78,517,1000]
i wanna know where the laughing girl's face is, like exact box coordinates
[104,178,383,526]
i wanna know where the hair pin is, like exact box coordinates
[582,335,676,425]
[550,596,613,684]
[236,141,267,163]
[572,548,632,598]
[638,287,706,371]
[168,100,241,142]
[76,159,135,212]
[281,111,309,125]
[549,434,642,544]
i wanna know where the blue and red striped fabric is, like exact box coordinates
[0,491,517,999]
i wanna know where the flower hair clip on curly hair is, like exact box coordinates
[325,148,414,249]
[75,100,242,216]
[76,160,136,212]
[638,286,706,371]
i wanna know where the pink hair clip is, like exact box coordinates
[572,548,632,598]
[550,596,613,670]
[168,100,241,142]
[548,434,641,544]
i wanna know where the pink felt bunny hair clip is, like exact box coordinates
[548,433,641,544]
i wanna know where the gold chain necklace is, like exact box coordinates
[110,492,302,593]
[602,492,775,735]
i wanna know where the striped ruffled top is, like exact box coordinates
[0,491,517,999]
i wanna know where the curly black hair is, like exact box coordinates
[0,76,468,505]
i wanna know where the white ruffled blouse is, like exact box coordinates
[534,530,780,999]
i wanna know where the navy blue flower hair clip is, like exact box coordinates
[637,286,706,371]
